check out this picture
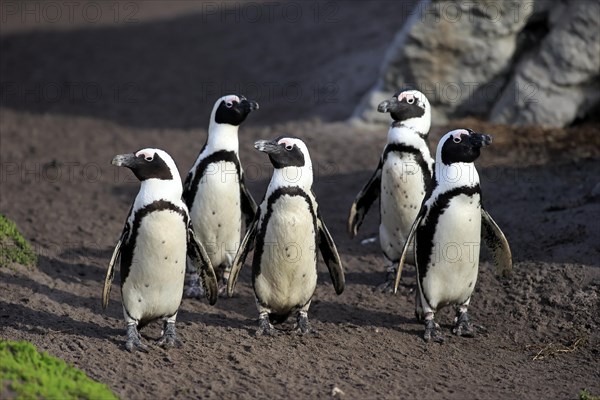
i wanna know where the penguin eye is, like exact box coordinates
[453,136,462,143]
[145,156,154,162]
[285,144,294,151]
[407,97,415,104]
[225,101,233,108]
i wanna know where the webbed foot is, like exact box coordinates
[423,319,444,343]
[183,273,205,299]
[256,314,278,337]
[453,311,475,338]
[295,312,311,335]
[375,266,397,293]
[157,321,182,349]
[125,324,148,352]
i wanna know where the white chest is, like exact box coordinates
[189,160,243,264]
[123,210,187,320]
[420,194,482,309]
[254,195,318,313]
[380,152,428,260]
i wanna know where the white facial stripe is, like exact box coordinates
[135,150,155,160]
[277,138,295,148]
[223,95,240,104]
[451,130,468,139]
[397,93,414,102]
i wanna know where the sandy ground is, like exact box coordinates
[1,2,599,399]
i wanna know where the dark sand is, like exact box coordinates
[1,2,599,399]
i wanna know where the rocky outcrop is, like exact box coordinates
[353,0,600,127]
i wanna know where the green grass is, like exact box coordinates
[581,389,600,400]
[0,214,37,268]
[0,340,118,400]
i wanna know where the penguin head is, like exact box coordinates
[438,129,492,165]
[377,89,431,134]
[254,136,313,188]
[211,94,259,127]
[112,148,179,182]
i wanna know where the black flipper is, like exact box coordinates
[102,224,129,309]
[187,225,218,305]
[394,208,425,294]
[347,158,382,238]
[240,174,257,229]
[227,209,260,297]
[317,213,345,295]
[481,208,513,278]
[182,169,196,209]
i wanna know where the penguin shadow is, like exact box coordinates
[316,266,418,292]
[179,288,258,335]
[0,299,121,340]
[1,256,115,318]
[37,249,111,285]
[0,3,387,130]
[312,299,414,332]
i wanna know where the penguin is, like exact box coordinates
[103,148,218,352]
[182,94,258,297]
[227,136,345,335]
[348,89,434,291]
[393,129,512,342]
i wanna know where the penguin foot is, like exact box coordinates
[216,267,231,297]
[375,266,397,293]
[423,319,444,343]
[256,315,278,337]
[125,324,148,352]
[414,310,424,323]
[294,312,311,335]
[217,281,228,297]
[453,312,475,338]
[157,322,182,349]
[183,273,205,299]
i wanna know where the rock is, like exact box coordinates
[490,0,600,126]
[353,0,600,127]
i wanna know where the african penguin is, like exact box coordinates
[348,89,434,291]
[182,94,258,297]
[393,129,512,342]
[103,148,218,352]
[227,136,345,335]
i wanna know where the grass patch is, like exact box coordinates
[580,389,600,400]
[0,214,37,268]
[0,340,118,400]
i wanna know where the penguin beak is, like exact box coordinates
[378,97,413,115]
[469,133,492,148]
[254,139,281,154]
[111,153,136,167]
[377,99,395,113]
[241,99,259,112]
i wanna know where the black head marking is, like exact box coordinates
[440,129,492,165]
[112,151,173,181]
[378,91,426,122]
[214,95,258,126]
[254,136,305,169]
